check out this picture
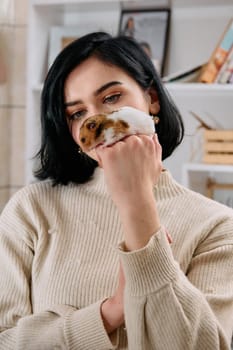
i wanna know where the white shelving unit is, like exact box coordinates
[182,163,233,189]
[26,0,233,188]
[182,163,233,207]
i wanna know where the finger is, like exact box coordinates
[152,133,159,143]
[152,133,162,153]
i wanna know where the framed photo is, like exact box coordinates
[119,8,170,76]
[48,25,98,69]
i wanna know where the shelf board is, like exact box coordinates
[33,82,233,94]
[165,83,233,92]
[182,162,233,189]
[183,163,233,173]
[31,0,121,13]
[31,0,233,6]
[32,0,118,4]
[172,0,233,7]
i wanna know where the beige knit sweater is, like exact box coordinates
[0,168,233,349]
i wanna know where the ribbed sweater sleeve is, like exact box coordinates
[0,232,115,350]
[0,186,118,350]
[118,226,233,350]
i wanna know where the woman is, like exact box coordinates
[121,17,135,38]
[0,32,233,349]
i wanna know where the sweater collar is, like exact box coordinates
[81,167,185,200]
[154,169,186,200]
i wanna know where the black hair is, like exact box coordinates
[35,31,184,185]
[140,41,152,56]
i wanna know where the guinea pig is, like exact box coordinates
[79,106,156,152]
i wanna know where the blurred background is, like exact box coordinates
[0,0,28,211]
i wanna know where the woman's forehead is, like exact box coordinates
[64,58,134,98]
[66,57,125,82]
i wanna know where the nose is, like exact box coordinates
[88,102,117,118]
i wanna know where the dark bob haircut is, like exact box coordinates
[35,31,184,185]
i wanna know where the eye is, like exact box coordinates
[68,109,87,121]
[103,93,121,104]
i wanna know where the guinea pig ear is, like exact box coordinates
[147,86,160,115]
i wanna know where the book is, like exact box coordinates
[198,18,233,83]
[215,45,233,83]
[162,64,204,83]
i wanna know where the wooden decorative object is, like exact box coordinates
[203,129,233,164]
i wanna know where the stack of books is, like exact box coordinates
[198,18,233,84]
[163,18,233,84]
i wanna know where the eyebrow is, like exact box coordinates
[64,81,123,107]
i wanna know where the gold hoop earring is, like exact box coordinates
[152,115,160,125]
[77,146,83,154]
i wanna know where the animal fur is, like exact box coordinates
[79,106,155,152]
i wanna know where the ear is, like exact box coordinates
[147,87,160,115]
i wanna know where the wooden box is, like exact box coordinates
[203,129,233,164]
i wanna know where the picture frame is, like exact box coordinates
[118,8,170,76]
[48,25,98,69]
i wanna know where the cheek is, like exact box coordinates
[126,93,150,114]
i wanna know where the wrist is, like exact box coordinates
[116,188,156,214]
[118,197,161,251]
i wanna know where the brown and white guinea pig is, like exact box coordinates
[79,106,156,152]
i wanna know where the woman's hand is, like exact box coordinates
[96,134,162,251]
[96,134,162,209]
[101,263,125,334]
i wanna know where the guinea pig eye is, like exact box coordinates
[87,121,96,130]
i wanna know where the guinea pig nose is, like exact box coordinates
[81,137,86,144]
[87,121,96,130]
